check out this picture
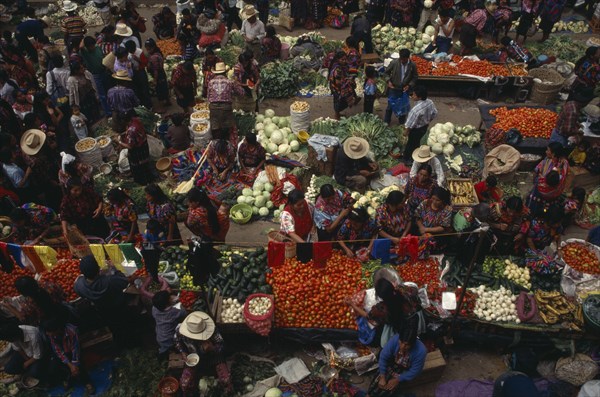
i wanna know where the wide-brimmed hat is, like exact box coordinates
[240,5,257,19]
[20,129,46,156]
[62,0,77,12]
[412,145,435,163]
[179,311,215,340]
[212,62,227,74]
[583,104,600,118]
[112,69,132,81]
[343,137,370,160]
[390,52,400,59]
[114,22,133,37]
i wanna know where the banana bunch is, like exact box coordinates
[534,290,584,330]
[449,180,477,205]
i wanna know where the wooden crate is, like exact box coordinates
[307,145,337,177]
[210,291,252,333]
[448,178,479,207]
[404,349,447,388]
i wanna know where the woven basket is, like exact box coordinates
[528,68,565,105]
[555,354,599,386]
[518,153,542,171]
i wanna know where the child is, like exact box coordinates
[142,219,165,281]
[363,66,378,114]
[568,141,589,167]
[563,186,586,227]
[475,175,501,203]
[70,105,89,141]
[345,297,388,347]
[144,219,166,243]
[151,290,186,359]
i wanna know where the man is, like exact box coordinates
[351,13,373,54]
[410,145,445,186]
[124,40,152,109]
[73,255,129,312]
[80,36,111,116]
[92,0,112,25]
[549,97,586,147]
[107,70,140,116]
[334,137,379,194]
[384,48,418,125]
[221,0,243,30]
[0,323,45,382]
[114,22,139,49]
[240,6,265,61]
[171,60,198,113]
[403,86,437,163]
[15,7,46,63]
[60,0,86,48]
[207,62,244,140]
[45,55,70,105]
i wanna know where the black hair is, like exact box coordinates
[69,61,82,75]
[182,8,191,15]
[545,170,560,188]
[245,133,257,145]
[418,163,433,175]
[0,148,13,164]
[15,276,56,315]
[63,157,79,177]
[571,187,586,203]
[399,48,411,59]
[432,186,451,206]
[170,113,185,126]
[238,52,252,65]
[144,183,169,204]
[385,190,405,206]
[39,35,50,45]
[52,54,64,68]
[0,133,13,150]
[349,207,369,223]
[547,142,564,158]
[438,8,451,17]
[215,139,229,154]
[42,317,66,333]
[413,85,427,100]
[205,48,215,56]
[319,184,336,199]
[575,46,599,71]
[506,196,523,212]
[187,187,220,234]
[33,91,51,113]
[345,36,359,50]
[9,208,27,223]
[146,219,161,232]
[107,188,130,204]
[23,112,40,130]
[83,36,96,47]
[287,189,305,205]
[0,323,23,342]
[365,65,376,79]
[101,25,115,35]
[183,60,194,71]
[374,278,395,304]
[115,46,128,59]
[152,290,171,311]
[25,7,36,18]
[67,177,83,190]
[546,206,563,224]
[500,36,512,47]
[577,140,590,150]
[266,25,276,38]
[124,40,137,53]
[486,175,498,187]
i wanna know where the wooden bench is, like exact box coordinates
[404,349,447,388]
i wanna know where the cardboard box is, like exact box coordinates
[404,349,447,388]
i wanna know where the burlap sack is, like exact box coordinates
[483,144,521,180]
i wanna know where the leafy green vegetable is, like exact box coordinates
[331,113,397,159]
[527,36,588,63]
[217,45,243,67]
[260,61,299,98]
[234,110,257,137]
[310,117,339,135]
[104,348,167,397]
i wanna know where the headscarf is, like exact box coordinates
[60,151,76,172]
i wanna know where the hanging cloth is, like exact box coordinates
[103,244,125,270]
[267,241,285,268]
[22,246,47,273]
[7,244,24,268]
[119,243,143,268]
[33,246,58,270]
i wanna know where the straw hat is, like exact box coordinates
[112,69,132,81]
[582,104,600,118]
[412,145,436,163]
[41,16,51,26]
[62,0,77,12]
[212,62,227,74]
[20,129,46,156]
[179,312,215,341]
[343,137,370,160]
[114,22,133,37]
[240,5,257,19]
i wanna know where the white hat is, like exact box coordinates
[179,312,215,341]
[212,62,227,74]
[390,52,400,59]
[343,137,370,160]
[114,22,133,37]
[20,129,46,156]
[62,0,78,12]
[412,145,436,163]
[582,104,600,118]
[112,69,132,81]
[240,4,257,19]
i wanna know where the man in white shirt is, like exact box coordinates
[0,323,45,381]
[240,5,265,60]
[410,145,445,186]
[92,0,112,25]
[403,86,438,164]
[45,55,70,103]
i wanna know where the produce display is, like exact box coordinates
[426,122,481,157]
[192,123,209,133]
[482,257,507,278]
[372,24,432,54]
[156,39,181,56]
[290,101,310,113]
[531,272,561,292]
[471,285,519,323]
[230,355,277,395]
[191,110,210,120]
[267,252,366,329]
[194,102,210,111]
[489,107,558,139]
[561,242,600,275]
[254,109,301,155]
[75,137,96,152]
[237,183,276,218]
[534,290,583,330]
[247,296,272,316]
[220,298,244,323]
[413,56,527,78]
[349,186,400,217]
[0,267,34,299]
[0,221,11,237]
[260,61,300,98]
[39,259,80,301]
[503,260,531,290]
[448,179,478,206]
[511,16,589,34]
[397,257,441,288]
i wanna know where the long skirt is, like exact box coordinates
[155,69,169,102]
[209,102,234,130]
[128,141,153,185]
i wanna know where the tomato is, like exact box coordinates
[561,243,600,275]
[39,259,81,301]
[490,107,558,139]
[397,257,441,289]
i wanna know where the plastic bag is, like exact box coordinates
[118,149,130,173]
[290,106,310,134]
[148,135,165,161]
[388,91,410,118]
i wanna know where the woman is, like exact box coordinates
[337,207,378,258]
[60,178,109,238]
[11,90,33,120]
[206,139,236,182]
[571,47,600,99]
[345,36,361,72]
[58,152,93,192]
[122,1,145,43]
[459,1,498,55]
[490,196,529,254]
[328,51,358,120]
[280,189,317,243]
[9,203,57,245]
[32,91,63,137]
[314,184,352,241]
[67,61,100,123]
[145,38,170,109]
[174,311,232,396]
[118,111,154,185]
[104,188,139,243]
[376,191,411,244]
[233,52,261,113]
[388,0,416,28]
[152,7,177,39]
[145,183,181,242]
[514,0,540,44]
[520,206,563,251]
[238,133,266,183]
[404,164,436,215]
[538,0,566,43]
[527,142,569,214]
[414,186,453,249]
[186,187,229,243]
[261,25,281,64]
[171,60,198,113]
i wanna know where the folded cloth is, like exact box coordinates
[268,241,285,268]
[308,134,340,161]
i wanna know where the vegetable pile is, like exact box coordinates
[260,61,300,98]
[40,259,80,301]
[471,285,519,323]
[267,251,366,329]
[255,109,301,155]
[490,107,558,139]
[397,257,441,288]
[329,113,399,159]
[0,267,34,299]
[534,290,583,329]
[350,186,400,217]
[247,296,272,316]
[561,242,600,274]
[372,24,432,54]
[220,297,244,323]
[0,221,12,237]
[448,179,478,206]
[482,257,507,278]
[156,39,181,56]
[426,122,481,157]
[414,56,527,78]
[503,260,531,290]
[237,183,276,218]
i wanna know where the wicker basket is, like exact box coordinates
[528,68,565,105]
[518,153,542,171]
[0,216,13,242]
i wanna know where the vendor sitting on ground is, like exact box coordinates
[314,184,353,241]
[475,175,502,203]
[376,191,411,244]
[280,189,317,243]
[206,139,237,182]
[0,323,45,384]
[405,163,437,215]
[334,137,379,194]
[166,113,192,153]
[520,206,563,252]
[337,207,379,259]
[10,203,57,244]
[410,145,444,187]
[423,9,455,54]
[414,186,453,249]
[238,132,266,183]
[175,311,232,396]
[261,25,281,64]
[489,196,528,254]
[104,187,139,244]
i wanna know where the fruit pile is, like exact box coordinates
[267,251,366,329]
[412,55,527,78]
[490,107,558,138]
[397,257,441,288]
[482,257,507,278]
[0,267,35,299]
[40,259,80,301]
[561,242,600,275]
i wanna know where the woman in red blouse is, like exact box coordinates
[60,178,109,238]
[185,187,229,242]
[118,111,154,185]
